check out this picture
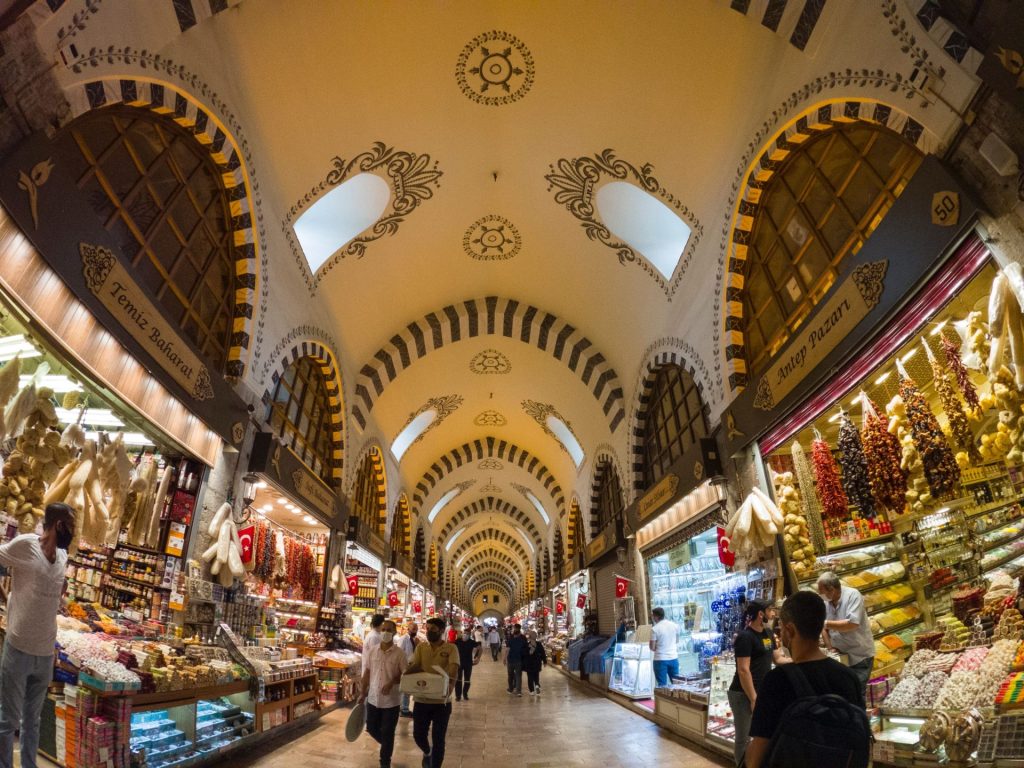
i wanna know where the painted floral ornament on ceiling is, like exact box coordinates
[456,30,535,106]
[481,478,502,494]
[473,410,508,427]
[470,349,511,375]
[478,459,504,470]
[522,399,583,459]
[463,215,522,260]
[400,394,464,447]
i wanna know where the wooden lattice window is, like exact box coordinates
[569,500,585,557]
[58,107,238,371]
[265,357,334,485]
[641,365,709,490]
[352,453,380,531]
[390,501,409,557]
[743,123,923,375]
[593,461,624,531]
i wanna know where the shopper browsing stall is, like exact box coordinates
[359,620,406,768]
[816,571,875,697]
[0,503,75,768]
[649,607,679,686]
[405,617,459,768]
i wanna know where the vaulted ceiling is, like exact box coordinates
[22,0,981,608]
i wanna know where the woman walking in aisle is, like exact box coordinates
[523,630,547,695]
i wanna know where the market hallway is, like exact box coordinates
[220,660,728,768]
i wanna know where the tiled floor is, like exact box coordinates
[222,659,729,768]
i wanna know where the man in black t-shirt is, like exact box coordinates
[728,601,789,767]
[453,629,481,701]
[745,592,864,768]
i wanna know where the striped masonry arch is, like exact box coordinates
[567,497,584,557]
[590,452,625,540]
[389,494,412,558]
[452,531,531,572]
[352,297,625,433]
[65,77,259,378]
[435,497,544,549]
[350,444,388,534]
[413,437,565,518]
[461,549,528,581]
[722,99,941,392]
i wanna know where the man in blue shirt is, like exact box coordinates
[502,624,528,696]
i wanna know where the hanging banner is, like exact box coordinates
[387,590,400,608]
[615,576,630,599]
[238,525,256,564]
[346,573,360,596]
[576,592,587,609]
[556,601,566,615]
[717,526,735,568]
[413,600,422,613]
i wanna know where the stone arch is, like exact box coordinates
[590,450,626,540]
[262,340,346,485]
[461,549,527,581]
[349,442,388,534]
[627,345,713,494]
[467,570,517,595]
[452,530,531,571]
[389,494,411,557]
[720,98,941,393]
[63,76,259,377]
[435,497,544,549]
[352,297,626,433]
[567,495,585,557]
[413,438,565,519]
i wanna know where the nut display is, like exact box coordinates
[898,374,961,501]
[838,414,876,518]
[811,437,849,522]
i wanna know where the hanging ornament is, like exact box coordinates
[941,335,981,414]
[898,359,960,500]
[791,441,827,555]
[925,337,982,465]
[811,435,849,522]
[838,412,876,518]
[859,393,907,515]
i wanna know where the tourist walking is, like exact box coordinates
[405,617,459,768]
[523,630,547,695]
[503,624,528,696]
[0,503,75,768]
[453,628,482,700]
[487,626,501,661]
[359,620,405,768]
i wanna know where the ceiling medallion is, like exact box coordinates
[481,478,502,494]
[470,349,511,375]
[478,459,504,471]
[455,30,535,106]
[463,215,522,261]
[474,410,508,427]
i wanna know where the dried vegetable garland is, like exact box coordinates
[791,440,827,555]
[811,436,849,522]
[838,413,876,518]
[860,395,907,515]
[898,370,961,500]
[941,335,980,414]
[928,344,982,464]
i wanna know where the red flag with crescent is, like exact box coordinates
[237,525,255,564]
[717,526,735,567]
[346,573,360,596]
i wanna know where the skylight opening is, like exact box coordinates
[293,173,390,273]
[595,181,692,281]
[428,487,461,523]
[545,415,585,468]
[524,490,550,525]
[519,529,536,554]
[446,526,468,552]
[391,408,437,462]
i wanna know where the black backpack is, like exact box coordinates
[762,664,871,768]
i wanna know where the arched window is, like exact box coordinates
[390,497,410,558]
[553,529,564,569]
[568,499,585,558]
[743,122,923,375]
[592,460,624,532]
[352,450,384,533]
[414,527,426,570]
[58,107,239,371]
[266,357,335,486]
[641,364,709,490]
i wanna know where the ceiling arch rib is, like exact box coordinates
[451,530,531,571]
[447,521,534,577]
[460,548,526,580]
[436,497,544,549]
[352,297,626,433]
[413,437,565,519]
[470,581,513,602]
[465,566,518,593]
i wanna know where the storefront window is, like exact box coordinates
[743,123,923,375]
[352,450,384,533]
[641,364,709,490]
[593,460,624,531]
[266,356,336,487]
[57,107,239,371]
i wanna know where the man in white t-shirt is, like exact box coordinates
[649,606,680,687]
[363,613,385,655]
[359,620,406,768]
[0,503,75,768]
[396,622,419,717]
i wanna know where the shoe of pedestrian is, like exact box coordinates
[456,697,461,702]
[422,752,431,768]
[380,762,391,768]
[464,694,469,700]
[517,692,523,697]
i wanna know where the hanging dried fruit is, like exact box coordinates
[941,335,980,414]
[860,395,907,515]
[812,437,849,522]
[791,440,827,554]
[929,346,982,466]
[838,414,876,518]
[899,372,961,500]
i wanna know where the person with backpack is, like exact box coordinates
[744,591,869,768]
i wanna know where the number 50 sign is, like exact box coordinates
[932,191,960,227]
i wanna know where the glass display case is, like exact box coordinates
[608,639,654,700]
[705,657,737,747]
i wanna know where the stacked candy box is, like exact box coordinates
[194,698,253,752]
[129,710,190,768]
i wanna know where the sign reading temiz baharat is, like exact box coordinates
[80,242,215,401]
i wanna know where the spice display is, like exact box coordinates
[772,470,815,577]
[837,414,876,518]
[898,369,960,500]
[790,441,827,555]
[941,335,981,414]
[924,339,982,467]
[886,394,932,515]
[811,437,848,522]
[859,395,906,515]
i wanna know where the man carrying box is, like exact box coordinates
[404,617,460,768]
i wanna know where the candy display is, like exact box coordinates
[858,395,907,516]
[837,414,876,518]
[811,437,849,522]
[883,675,923,709]
[898,372,961,500]
[790,441,827,554]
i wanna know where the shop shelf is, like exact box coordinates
[292,690,317,705]
[866,595,918,617]
[873,617,923,639]
[981,529,1024,552]
[857,574,910,595]
[106,573,168,590]
[823,534,896,554]
[131,681,250,711]
[116,542,165,556]
[965,497,1024,519]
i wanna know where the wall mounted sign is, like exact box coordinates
[248,432,346,529]
[637,473,680,523]
[586,520,621,566]
[291,468,334,520]
[667,542,692,571]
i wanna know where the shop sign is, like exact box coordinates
[290,468,334,520]
[80,243,215,401]
[366,528,387,560]
[752,260,888,412]
[586,520,620,565]
[667,542,691,571]
[248,432,346,529]
[637,473,680,523]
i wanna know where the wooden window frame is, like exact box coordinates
[266,357,335,487]
[641,365,709,490]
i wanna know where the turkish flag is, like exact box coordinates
[556,601,566,615]
[346,573,360,596]
[717,526,735,567]
[413,600,422,613]
[615,576,630,598]
[387,590,399,607]
[576,593,587,609]
[237,525,255,564]
[543,606,550,616]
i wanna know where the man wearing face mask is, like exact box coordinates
[453,627,482,701]
[359,620,405,768]
[0,503,75,768]
[405,617,459,768]
[396,622,419,718]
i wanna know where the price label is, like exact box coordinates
[931,191,960,227]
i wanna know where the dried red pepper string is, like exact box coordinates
[812,438,849,522]
[941,335,981,414]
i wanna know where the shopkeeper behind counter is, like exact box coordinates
[816,571,875,698]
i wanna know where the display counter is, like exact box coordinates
[608,638,654,700]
